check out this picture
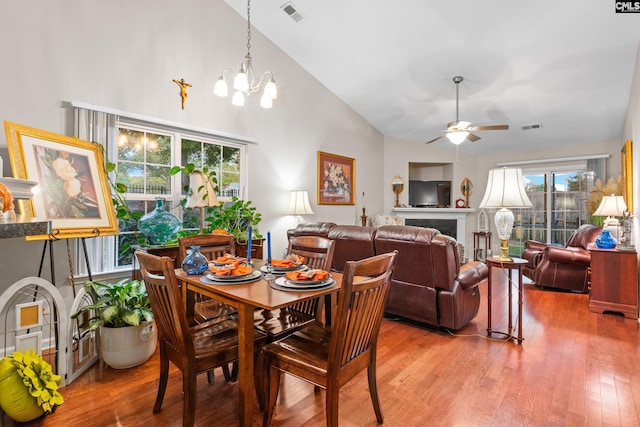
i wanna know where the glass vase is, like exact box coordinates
[595,229,616,249]
[137,197,181,245]
[181,245,209,275]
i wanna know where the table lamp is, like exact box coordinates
[287,190,313,226]
[479,167,532,262]
[391,175,404,208]
[185,172,220,233]
[593,194,627,243]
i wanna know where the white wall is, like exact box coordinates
[0,0,632,301]
[0,0,383,293]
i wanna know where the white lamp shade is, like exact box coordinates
[259,94,273,109]
[213,77,228,97]
[185,172,219,208]
[593,194,627,217]
[264,79,277,99]
[231,91,245,106]
[446,131,469,145]
[479,167,533,209]
[287,190,313,215]
[233,70,249,92]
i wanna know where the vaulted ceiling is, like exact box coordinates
[224,0,640,154]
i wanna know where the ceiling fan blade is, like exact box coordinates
[467,133,481,142]
[468,124,509,131]
[425,135,445,145]
[446,120,471,130]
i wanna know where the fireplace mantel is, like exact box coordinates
[391,207,475,247]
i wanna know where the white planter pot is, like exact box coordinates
[100,322,157,369]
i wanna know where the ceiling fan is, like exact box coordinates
[425,76,508,145]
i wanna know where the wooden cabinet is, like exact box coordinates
[588,244,638,319]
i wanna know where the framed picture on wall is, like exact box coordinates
[317,151,355,205]
[4,121,118,240]
[621,140,633,213]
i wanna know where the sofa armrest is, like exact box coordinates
[524,240,548,252]
[544,246,591,266]
[457,261,488,291]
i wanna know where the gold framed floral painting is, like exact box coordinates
[4,121,118,240]
[317,151,355,205]
[621,140,633,213]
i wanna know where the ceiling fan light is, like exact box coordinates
[447,131,468,145]
[457,121,471,129]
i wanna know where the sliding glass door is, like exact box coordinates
[510,170,594,254]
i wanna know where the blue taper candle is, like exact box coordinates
[267,231,272,264]
[247,225,252,264]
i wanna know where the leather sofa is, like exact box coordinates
[521,224,602,292]
[288,222,488,330]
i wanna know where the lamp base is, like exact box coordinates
[490,238,513,262]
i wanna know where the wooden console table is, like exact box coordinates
[588,244,638,319]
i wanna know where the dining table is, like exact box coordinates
[176,263,343,427]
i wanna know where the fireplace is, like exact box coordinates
[405,219,457,239]
[391,207,475,249]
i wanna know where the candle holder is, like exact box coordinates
[361,207,367,226]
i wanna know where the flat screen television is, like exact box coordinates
[408,180,451,207]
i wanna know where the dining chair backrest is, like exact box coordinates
[288,235,335,270]
[287,236,335,316]
[136,250,194,362]
[177,234,235,264]
[329,251,397,370]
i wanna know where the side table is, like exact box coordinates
[588,244,638,319]
[486,257,527,344]
[473,231,491,261]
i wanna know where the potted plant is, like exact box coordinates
[0,350,64,422]
[71,279,156,369]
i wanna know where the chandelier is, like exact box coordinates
[213,0,277,108]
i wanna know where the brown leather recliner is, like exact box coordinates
[522,224,602,292]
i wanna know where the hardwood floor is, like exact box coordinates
[5,269,640,426]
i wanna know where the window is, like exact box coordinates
[510,168,594,254]
[72,104,249,278]
[113,122,246,270]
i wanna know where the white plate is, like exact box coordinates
[260,264,308,274]
[275,276,334,289]
[271,277,336,292]
[202,270,262,284]
[284,272,332,285]
[206,269,258,282]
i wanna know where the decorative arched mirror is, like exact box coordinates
[460,177,473,208]
[391,175,404,207]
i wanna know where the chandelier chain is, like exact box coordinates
[246,0,252,56]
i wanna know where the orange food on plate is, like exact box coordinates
[216,253,243,264]
[0,182,13,213]
[285,269,329,282]
[272,254,305,268]
[211,261,253,277]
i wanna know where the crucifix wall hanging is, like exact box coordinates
[172,78,192,110]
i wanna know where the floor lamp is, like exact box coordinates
[185,172,219,233]
[479,167,532,262]
[287,190,313,226]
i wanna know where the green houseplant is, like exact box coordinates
[0,350,64,422]
[71,279,156,369]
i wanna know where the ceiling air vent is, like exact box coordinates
[522,123,543,130]
[281,2,304,22]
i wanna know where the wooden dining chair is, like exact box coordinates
[177,234,239,323]
[253,235,336,340]
[261,251,398,427]
[135,250,267,427]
